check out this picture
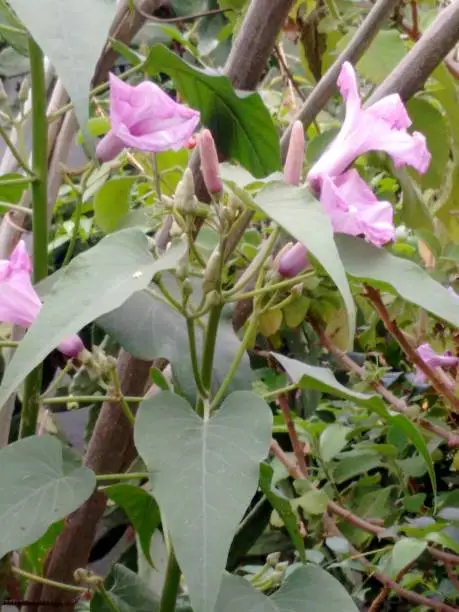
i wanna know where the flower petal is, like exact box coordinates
[0,269,41,327]
[366,93,411,130]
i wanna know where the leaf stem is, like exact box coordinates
[225,270,314,302]
[262,383,298,401]
[111,367,136,426]
[20,37,48,439]
[198,304,223,414]
[186,317,208,398]
[95,471,149,482]
[11,567,86,594]
[209,311,258,411]
[39,394,144,405]
[158,547,181,612]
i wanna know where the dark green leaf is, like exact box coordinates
[8,0,115,132]
[144,44,281,177]
[0,230,185,410]
[255,184,355,348]
[94,177,137,233]
[134,391,272,612]
[105,484,160,567]
[336,234,459,330]
[390,414,436,507]
[0,435,95,558]
[259,463,305,560]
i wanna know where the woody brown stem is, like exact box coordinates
[310,318,459,445]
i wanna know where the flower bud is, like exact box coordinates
[203,248,222,294]
[277,242,309,278]
[199,129,222,194]
[175,168,197,213]
[283,121,305,186]
[266,552,281,567]
[18,76,30,104]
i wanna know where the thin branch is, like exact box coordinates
[280,0,400,157]
[310,318,459,446]
[364,285,459,414]
[273,43,306,103]
[277,395,308,476]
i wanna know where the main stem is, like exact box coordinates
[19,37,48,439]
[158,548,181,612]
[197,304,223,417]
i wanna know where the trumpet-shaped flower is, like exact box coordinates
[414,342,459,383]
[96,73,201,161]
[0,241,84,357]
[308,62,430,189]
[320,170,395,247]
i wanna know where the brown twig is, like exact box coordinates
[273,43,306,103]
[410,0,419,39]
[310,318,459,446]
[364,285,459,414]
[277,395,308,476]
[324,513,459,612]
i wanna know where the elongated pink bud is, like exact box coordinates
[278,242,309,278]
[199,129,222,194]
[283,121,305,186]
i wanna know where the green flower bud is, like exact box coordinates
[202,248,222,294]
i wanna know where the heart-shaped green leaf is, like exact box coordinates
[134,390,272,612]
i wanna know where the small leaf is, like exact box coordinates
[389,538,427,578]
[91,564,158,612]
[390,414,436,507]
[94,177,137,233]
[255,184,355,348]
[105,484,160,567]
[320,423,351,462]
[76,116,110,144]
[336,234,459,331]
[8,0,115,133]
[0,435,95,559]
[144,44,281,177]
[134,391,272,612]
[259,463,305,560]
[258,309,283,337]
[296,489,329,515]
[0,230,185,411]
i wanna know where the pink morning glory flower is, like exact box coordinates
[96,73,201,162]
[0,241,85,358]
[308,62,431,189]
[320,169,395,247]
[414,343,459,383]
[277,242,310,278]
